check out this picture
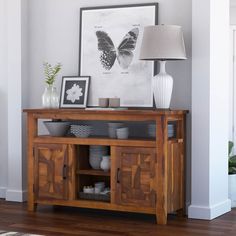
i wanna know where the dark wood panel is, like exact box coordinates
[167,142,184,213]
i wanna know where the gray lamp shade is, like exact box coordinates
[139,25,187,61]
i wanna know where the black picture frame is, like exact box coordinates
[79,3,158,107]
[60,76,90,108]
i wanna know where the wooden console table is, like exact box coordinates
[24,108,187,224]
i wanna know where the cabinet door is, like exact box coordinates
[34,144,69,200]
[114,147,156,208]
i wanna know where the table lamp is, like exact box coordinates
[139,25,187,109]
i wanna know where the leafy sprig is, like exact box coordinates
[229,141,236,175]
[43,62,62,86]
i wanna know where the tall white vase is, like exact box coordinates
[153,61,173,109]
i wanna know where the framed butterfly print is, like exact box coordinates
[79,3,158,107]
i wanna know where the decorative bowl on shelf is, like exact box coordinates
[147,123,175,138]
[83,186,94,194]
[43,121,70,137]
[147,124,156,138]
[116,127,129,139]
[89,146,109,169]
[89,155,102,169]
[70,124,93,138]
[108,122,124,138]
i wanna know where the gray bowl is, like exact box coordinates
[44,121,70,137]
[116,127,129,139]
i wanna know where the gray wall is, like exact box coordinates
[28,0,192,110]
[0,0,8,197]
[231,7,236,24]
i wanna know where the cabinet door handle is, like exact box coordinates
[117,168,120,184]
[63,164,67,180]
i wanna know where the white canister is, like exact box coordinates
[100,155,111,172]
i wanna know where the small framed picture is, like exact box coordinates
[60,76,90,108]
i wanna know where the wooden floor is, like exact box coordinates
[0,200,235,236]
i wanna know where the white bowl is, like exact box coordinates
[94,182,105,191]
[108,123,124,138]
[116,127,129,139]
[83,187,94,194]
[44,121,70,137]
[95,182,105,188]
[89,155,102,169]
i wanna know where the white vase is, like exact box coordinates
[100,156,111,172]
[42,85,59,109]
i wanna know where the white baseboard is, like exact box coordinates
[0,187,6,199]
[185,201,191,215]
[188,199,231,220]
[5,189,27,202]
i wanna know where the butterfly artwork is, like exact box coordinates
[95,28,139,70]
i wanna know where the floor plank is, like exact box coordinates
[0,200,235,236]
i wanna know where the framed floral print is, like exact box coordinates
[79,3,158,107]
[60,76,90,108]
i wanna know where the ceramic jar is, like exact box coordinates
[100,156,111,172]
[109,98,120,108]
[42,85,59,108]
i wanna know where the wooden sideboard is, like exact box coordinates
[23,108,187,224]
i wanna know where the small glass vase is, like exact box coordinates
[42,85,59,109]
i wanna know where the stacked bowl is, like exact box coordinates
[168,124,175,138]
[147,124,156,138]
[116,127,129,139]
[89,145,109,169]
[147,123,175,138]
[108,122,124,138]
[70,124,93,138]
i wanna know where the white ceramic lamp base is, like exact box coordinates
[153,61,173,109]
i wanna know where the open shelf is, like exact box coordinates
[34,136,156,147]
[77,169,110,176]
[77,174,110,203]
